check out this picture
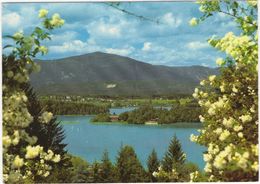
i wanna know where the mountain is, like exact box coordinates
[30,52,218,97]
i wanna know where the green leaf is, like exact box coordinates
[32,47,39,56]
[34,27,43,34]
[34,39,40,46]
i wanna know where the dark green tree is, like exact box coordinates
[69,155,89,183]
[45,154,89,183]
[161,135,186,172]
[91,113,111,122]
[23,84,67,156]
[99,150,116,182]
[147,149,160,182]
[116,145,148,182]
[118,112,129,121]
[41,99,109,115]
[87,161,102,183]
[21,84,72,182]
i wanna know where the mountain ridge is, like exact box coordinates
[36,51,215,69]
[30,52,218,96]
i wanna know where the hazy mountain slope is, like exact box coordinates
[30,52,218,96]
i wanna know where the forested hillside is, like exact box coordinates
[30,52,218,96]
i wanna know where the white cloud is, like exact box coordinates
[86,16,139,44]
[186,41,209,50]
[161,12,182,27]
[98,24,120,37]
[19,6,37,23]
[49,39,134,57]
[2,6,39,34]
[142,42,152,51]
[3,12,21,28]
[134,43,179,65]
[87,18,122,39]
[49,40,88,53]
[87,38,96,45]
[50,31,78,44]
[105,47,134,56]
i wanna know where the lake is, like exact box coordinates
[57,108,206,170]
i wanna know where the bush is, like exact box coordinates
[91,113,111,122]
[189,0,258,182]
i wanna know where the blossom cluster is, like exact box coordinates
[190,57,258,180]
[39,9,65,28]
[209,32,257,64]
[3,9,64,183]
[189,18,198,26]
[39,112,53,124]
[50,13,65,27]
[152,166,180,182]
[10,9,65,60]
[189,171,199,182]
[189,1,258,182]
[196,0,220,13]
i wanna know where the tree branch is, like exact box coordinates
[104,2,161,25]
[219,10,255,26]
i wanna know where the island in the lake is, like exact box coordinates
[91,101,201,124]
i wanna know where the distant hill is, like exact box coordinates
[30,52,218,97]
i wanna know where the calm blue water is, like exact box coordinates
[57,111,206,170]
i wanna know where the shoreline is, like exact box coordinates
[91,120,202,126]
[57,115,202,125]
[57,112,202,127]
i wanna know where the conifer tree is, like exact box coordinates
[23,84,68,159]
[162,135,186,172]
[147,149,160,182]
[88,161,102,183]
[99,150,116,182]
[69,155,89,183]
[116,145,147,182]
[22,83,72,182]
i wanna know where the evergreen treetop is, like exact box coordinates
[116,145,148,182]
[162,134,186,172]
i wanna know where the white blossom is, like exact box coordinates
[13,156,24,168]
[239,114,252,123]
[38,9,48,18]
[189,18,198,26]
[216,58,225,66]
[25,145,43,159]
[208,75,216,82]
[219,130,230,141]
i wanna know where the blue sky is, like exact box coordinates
[2,2,240,67]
